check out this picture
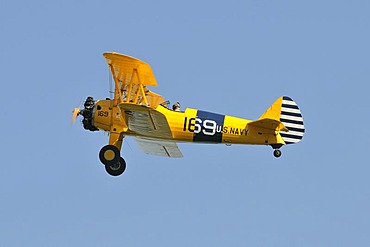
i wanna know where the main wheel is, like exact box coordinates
[105,157,126,176]
[99,145,120,166]
[273,149,282,158]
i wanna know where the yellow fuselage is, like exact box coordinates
[92,100,281,146]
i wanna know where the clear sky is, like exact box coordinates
[1,0,370,246]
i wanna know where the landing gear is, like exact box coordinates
[99,145,120,166]
[271,144,282,158]
[99,145,126,176]
[105,157,126,176]
[273,149,282,158]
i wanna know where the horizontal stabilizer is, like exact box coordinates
[247,118,288,132]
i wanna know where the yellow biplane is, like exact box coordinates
[72,52,305,176]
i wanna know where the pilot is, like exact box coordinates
[172,102,181,111]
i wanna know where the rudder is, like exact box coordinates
[279,96,305,144]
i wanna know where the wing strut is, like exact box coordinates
[104,52,166,109]
[108,65,149,106]
[108,63,123,105]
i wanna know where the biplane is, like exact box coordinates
[72,52,305,176]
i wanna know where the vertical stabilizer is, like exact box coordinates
[259,96,305,145]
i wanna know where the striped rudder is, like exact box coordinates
[280,96,305,144]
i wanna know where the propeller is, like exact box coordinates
[71,100,84,125]
[71,107,81,125]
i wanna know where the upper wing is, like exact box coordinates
[118,103,173,139]
[135,137,183,158]
[104,52,166,108]
[104,52,157,86]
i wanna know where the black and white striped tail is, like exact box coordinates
[280,96,305,145]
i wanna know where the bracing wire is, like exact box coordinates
[125,138,133,152]
[108,67,113,99]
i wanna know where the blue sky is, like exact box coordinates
[1,0,370,246]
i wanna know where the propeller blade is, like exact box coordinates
[71,108,80,125]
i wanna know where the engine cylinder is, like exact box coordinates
[81,97,99,131]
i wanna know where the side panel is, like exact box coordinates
[156,106,197,142]
[93,100,128,133]
[222,115,251,144]
[192,110,224,143]
[93,100,112,131]
[157,106,276,145]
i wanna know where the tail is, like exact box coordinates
[258,96,305,145]
[279,96,305,144]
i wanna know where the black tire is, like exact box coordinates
[105,157,126,176]
[273,149,282,158]
[99,145,120,166]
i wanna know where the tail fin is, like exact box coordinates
[259,96,305,145]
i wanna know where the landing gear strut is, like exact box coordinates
[99,145,126,176]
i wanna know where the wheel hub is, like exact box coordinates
[110,164,121,171]
[104,150,116,161]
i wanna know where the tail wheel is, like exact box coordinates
[99,145,120,166]
[105,157,126,176]
[273,149,282,158]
